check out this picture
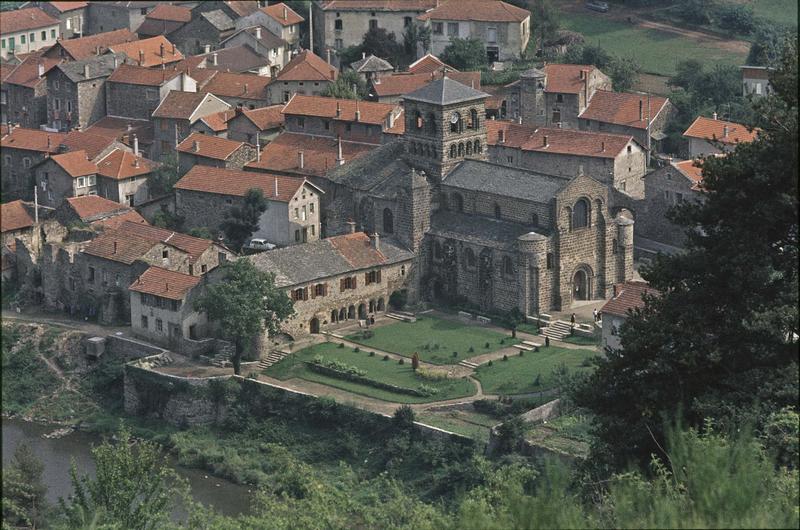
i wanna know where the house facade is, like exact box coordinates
[175,132,257,175]
[0,127,67,200]
[682,115,758,157]
[225,105,284,144]
[0,7,60,60]
[95,146,158,206]
[236,3,303,48]
[2,57,62,129]
[33,150,98,207]
[150,91,231,160]
[268,50,337,104]
[30,1,88,40]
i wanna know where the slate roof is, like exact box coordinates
[49,150,97,177]
[129,265,201,300]
[246,132,376,177]
[224,0,259,17]
[580,91,670,130]
[3,57,61,88]
[56,53,128,83]
[0,7,58,34]
[152,91,218,120]
[325,141,409,192]
[82,220,214,264]
[418,0,529,22]
[136,18,186,37]
[351,54,393,73]
[261,3,304,26]
[220,25,287,50]
[544,64,599,94]
[107,63,181,85]
[203,71,270,100]
[601,281,658,318]
[201,9,236,31]
[443,160,568,203]
[0,127,66,153]
[403,76,487,105]
[44,29,137,61]
[176,132,246,160]
[682,116,758,145]
[198,44,271,74]
[247,232,413,288]
[275,50,336,82]
[174,166,312,202]
[430,211,537,249]
[372,71,480,98]
[1,200,35,233]
[486,120,637,159]
[283,94,397,126]
[96,149,158,179]
[108,36,184,68]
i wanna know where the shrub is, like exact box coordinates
[468,346,475,353]
[500,339,505,345]
[581,358,592,367]
[393,405,416,429]
[383,355,390,361]
[424,343,431,350]
[452,351,458,358]
[418,384,440,396]
[416,367,449,381]
[360,330,374,339]
[411,352,420,370]
[485,342,490,348]
[503,354,508,361]
[433,343,439,350]
[369,351,375,357]
[488,360,494,367]
[519,351,524,357]
[398,358,405,365]
[337,343,345,349]
[353,347,360,353]
[717,3,756,34]
[534,374,541,386]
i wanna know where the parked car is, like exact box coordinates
[247,238,277,251]
[585,0,609,13]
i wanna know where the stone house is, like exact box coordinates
[226,104,284,144]
[42,28,137,61]
[85,1,170,34]
[740,65,771,98]
[600,281,657,350]
[2,56,62,129]
[84,116,155,159]
[350,53,394,84]
[150,91,231,160]
[203,71,271,109]
[682,115,758,157]
[485,120,648,199]
[1,199,38,281]
[1,127,67,200]
[235,3,304,48]
[245,231,414,338]
[168,9,236,57]
[53,194,147,230]
[46,53,130,131]
[105,64,197,120]
[312,0,436,65]
[129,265,207,349]
[175,132,256,175]
[268,50,337,105]
[134,4,192,39]
[106,35,184,68]
[174,165,323,247]
[28,1,88,40]
[368,70,481,105]
[219,25,289,76]
[190,109,236,138]
[419,0,531,63]
[95,146,158,206]
[0,7,60,60]
[195,44,272,76]
[32,149,98,207]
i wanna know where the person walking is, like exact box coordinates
[592,308,598,322]
[570,313,576,326]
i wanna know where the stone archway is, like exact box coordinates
[348,305,356,319]
[339,307,347,321]
[358,303,367,319]
[377,297,385,311]
[572,267,591,302]
[310,317,320,334]
[330,309,338,323]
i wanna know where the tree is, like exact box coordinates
[668,59,705,91]
[322,70,367,100]
[393,404,416,431]
[574,42,799,472]
[609,56,641,92]
[58,427,190,529]
[675,0,714,25]
[507,307,524,339]
[403,22,431,62]
[441,37,488,71]
[529,0,560,45]
[152,205,185,231]
[411,352,420,370]
[564,43,613,70]
[717,3,756,34]
[747,26,797,67]
[146,153,179,198]
[2,443,47,528]
[361,27,403,66]
[220,188,268,252]
[195,259,294,374]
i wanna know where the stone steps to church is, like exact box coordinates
[458,359,479,369]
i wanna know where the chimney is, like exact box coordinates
[283,6,288,19]
[336,102,341,117]
[723,125,729,138]
[712,112,718,120]
[243,82,249,95]
[193,139,200,152]
[256,132,261,162]
[212,52,218,66]
[326,48,331,65]
[126,122,133,132]
[601,141,605,152]
[113,55,118,69]
[543,135,549,147]
[47,134,51,150]
[204,44,211,54]
[498,129,505,143]
[298,150,304,169]
[387,110,395,129]
[638,100,643,121]
[370,233,380,250]
[133,134,139,156]
[580,69,585,80]
[336,136,344,166]
[274,177,278,197]
[172,43,175,55]
[133,156,139,168]
[138,49,145,65]
[517,116,522,125]
[160,43,165,57]
[83,63,90,78]
[37,61,44,78]
[255,26,261,40]
[95,45,101,56]
[355,108,361,122]
[346,219,356,233]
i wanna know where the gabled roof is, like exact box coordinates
[682,116,758,145]
[580,90,669,130]
[107,63,181,85]
[544,64,600,94]
[107,36,184,68]
[418,0,529,22]
[351,54,393,73]
[129,265,201,300]
[85,117,153,151]
[64,195,145,224]
[245,132,376,177]
[0,127,66,153]
[319,1,437,12]
[44,29,137,61]
[407,53,453,74]
[600,281,658,318]
[671,159,705,191]
[199,109,236,133]
[261,3,304,26]
[175,165,314,202]
[47,2,88,13]
[0,7,58,34]
[200,9,236,31]
[145,4,191,22]
[56,53,128,83]
[283,94,397,126]
[197,44,271,74]
[3,56,61,88]
[239,104,284,130]
[203,71,270,100]
[224,0,260,17]
[371,70,480,97]
[275,50,337,82]
[82,220,214,264]
[136,18,186,37]
[152,91,229,121]
[49,150,97,177]
[443,159,568,204]
[403,76,487,105]
[96,148,158,179]
[59,130,119,160]
[176,132,247,160]
[219,24,286,50]
[1,200,35,233]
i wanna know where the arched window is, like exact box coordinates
[433,240,442,260]
[383,208,393,234]
[450,144,457,158]
[452,193,463,212]
[450,112,461,133]
[531,213,539,226]
[573,198,589,229]
[469,108,479,129]
[494,203,501,219]
[503,256,513,276]
[428,113,436,134]
[464,247,476,269]
[474,140,481,153]
[415,111,423,129]
[466,141,472,155]
[458,142,464,156]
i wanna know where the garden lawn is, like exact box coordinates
[264,342,477,404]
[416,410,498,443]
[473,346,596,395]
[559,12,747,75]
[561,334,599,347]
[346,315,517,365]
[724,0,797,27]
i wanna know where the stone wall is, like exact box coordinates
[105,334,165,359]
[635,164,701,247]
[106,80,170,121]
[1,147,49,201]
[269,79,334,105]
[6,83,47,130]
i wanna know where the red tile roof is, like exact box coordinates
[407,54,454,74]
[240,105,284,130]
[319,1,437,11]
[682,116,758,145]
[48,2,88,12]
[176,132,247,160]
[0,7,59,34]
[3,57,61,88]
[108,36,184,68]
[371,71,480,97]
[1,200,35,233]
[262,3,304,26]
[65,195,143,223]
[129,265,201,300]
[275,50,337,82]
[580,90,670,130]
[224,0,259,17]
[601,281,658,318]
[152,91,217,120]
[672,159,705,191]
[107,63,181,85]
[418,0,529,22]
[45,29,137,61]
[49,150,97,177]
[59,130,118,160]
[93,209,148,230]
[283,94,397,126]
[740,66,770,80]
[199,109,236,133]
[96,148,158,179]
[85,117,154,151]
[544,64,599,94]
[485,120,635,159]
[245,132,376,177]
[82,220,214,264]
[145,4,192,22]
[328,232,388,268]
[175,165,307,202]
[0,127,67,153]
[203,71,270,100]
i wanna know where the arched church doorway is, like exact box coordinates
[310,317,320,334]
[573,269,589,301]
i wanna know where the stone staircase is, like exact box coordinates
[514,339,542,352]
[257,350,289,370]
[458,359,479,370]
[210,352,231,368]
[540,320,573,341]
[386,311,417,323]
[137,353,174,369]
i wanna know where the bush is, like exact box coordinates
[393,405,416,429]
[310,356,366,377]
[485,342,490,349]
[534,374,541,386]
[519,351,524,357]
[416,367,449,381]
[500,339,505,345]
[353,347,360,353]
[383,355,390,361]
[452,351,458,358]
[338,343,345,349]
[360,330,374,340]
[398,358,405,365]
[581,358,592,367]
[418,384,440,396]
[488,360,494,367]
[468,346,475,353]
[369,351,375,357]
[717,3,756,34]
[503,354,508,361]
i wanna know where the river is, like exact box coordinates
[2,418,253,520]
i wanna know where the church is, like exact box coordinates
[321,77,635,316]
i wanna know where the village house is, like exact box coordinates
[175,132,256,175]
[53,194,148,231]
[84,1,181,35]
[485,120,648,198]
[168,9,236,57]
[268,50,337,105]
[42,28,137,61]
[46,52,130,131]
[106,35,184,68]
[235,2,304,48]
[740,65,772,97]
[245,230,414,338]
[105,63,200,121]
[190,109,236,138]
[174,165,323,247]
[225,104,284,144]
[150,90,231,160]
[1,199,38,281]
[1,126,67,200]
[135,4,192,39]
[368,70,481,105]
[350,53,394,85]
[419,0,530,63]
[218,25,289,75]
[312,0,437,65]
[2,56,62,129]
[196,44,273,76]
[33,149,98,207]
[58,127,132,162]
[27,1,88,40]
[95,145,158,206]
[203,71,272,109]
[0,7,60,60]
[600,281,657,350]
[85,116,154,158]
[682,115,758,157]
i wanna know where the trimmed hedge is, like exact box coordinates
[304,361,435,397]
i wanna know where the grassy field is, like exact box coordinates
[525,410,594,458]
[265,342,477,403]
[728,0,797,27]
[473,346,596,395]
[558,11,747,75]
[416,409,500,443]
[346,315,517,365]
[561,334,600,347]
